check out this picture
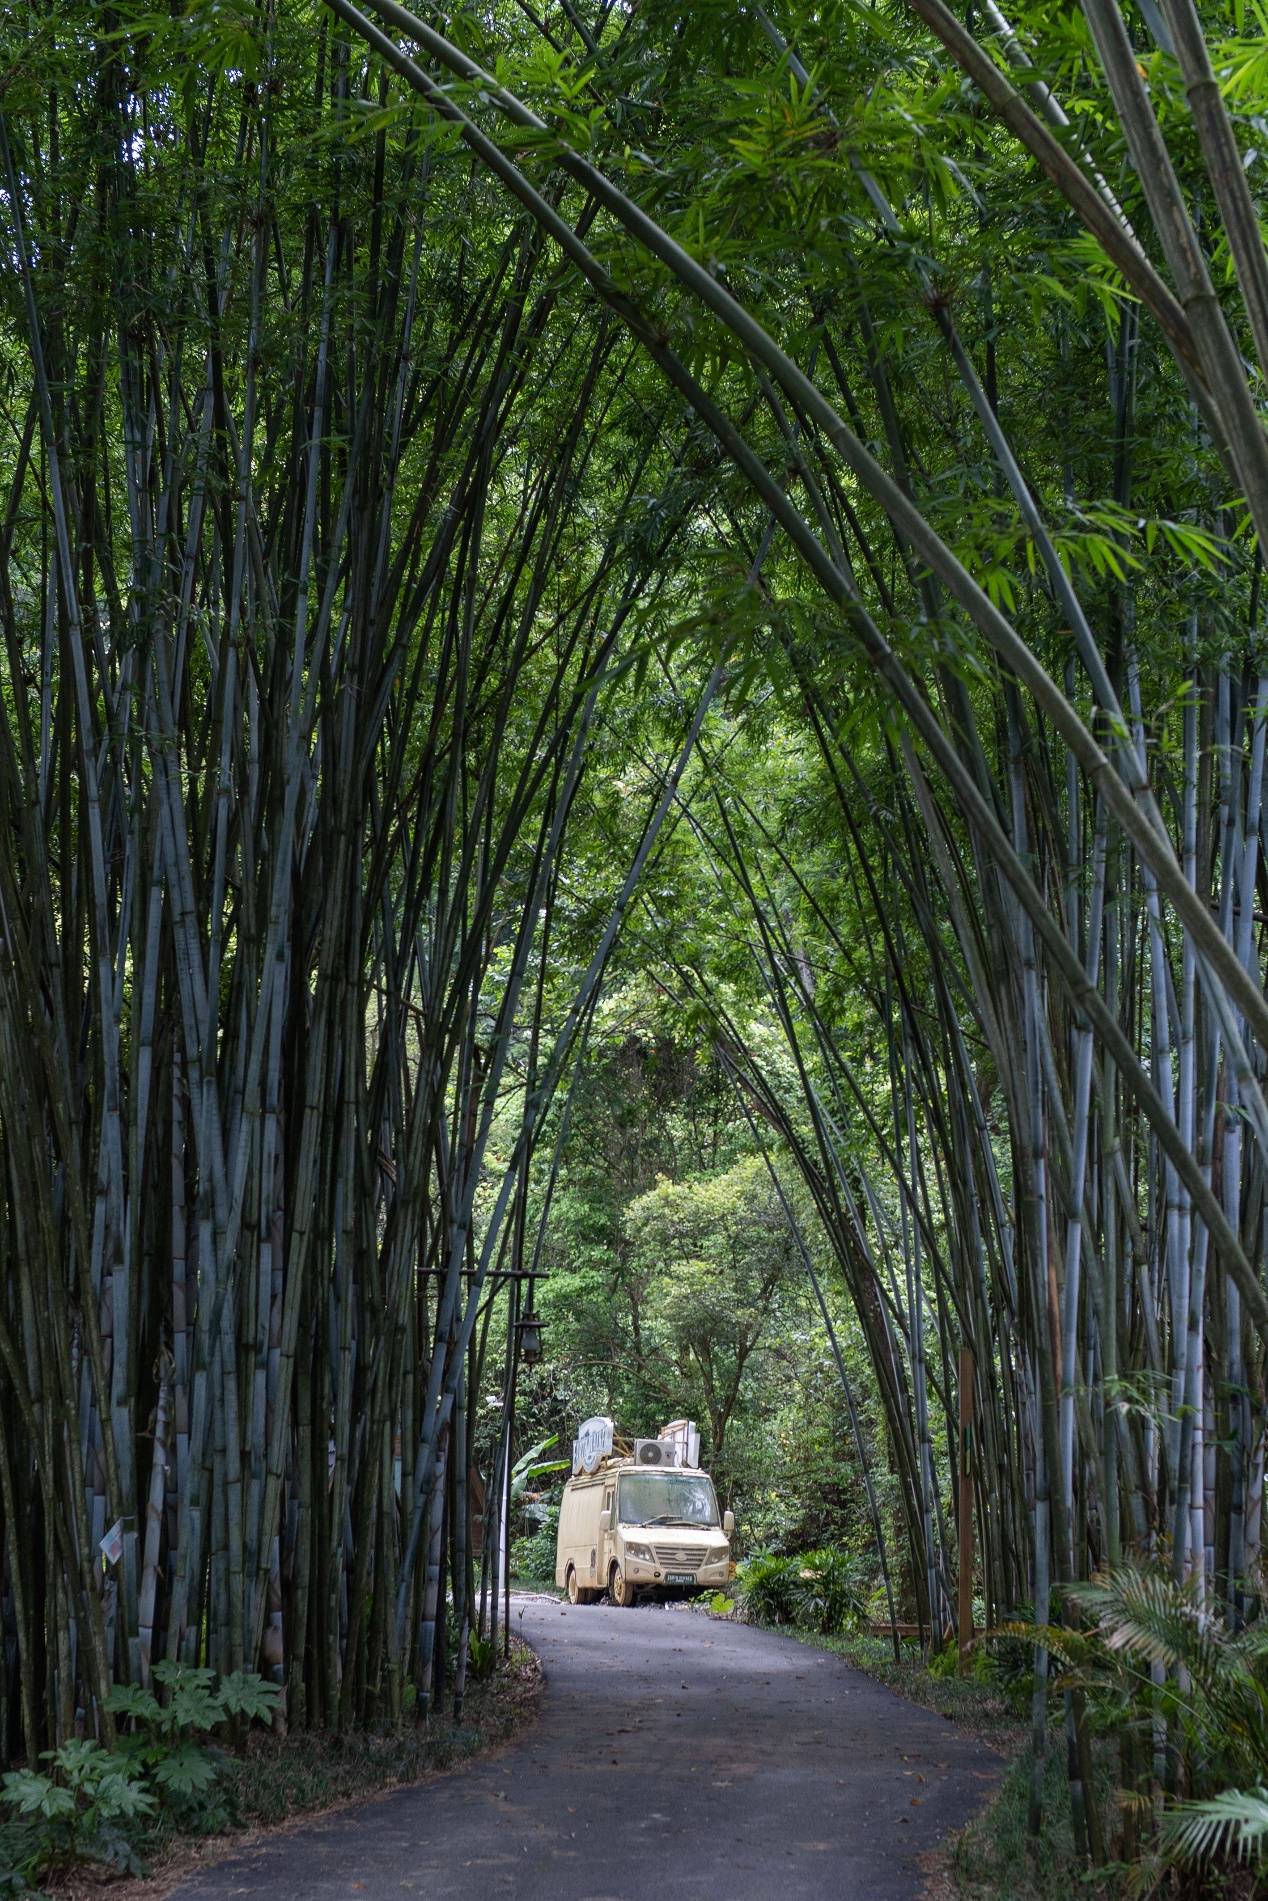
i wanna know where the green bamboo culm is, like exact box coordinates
[4,0,1268,1888]
[0,5,726,1750]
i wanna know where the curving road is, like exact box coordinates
[168,1597,999,1901]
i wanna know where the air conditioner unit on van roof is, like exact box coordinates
[634,1438,679,1467]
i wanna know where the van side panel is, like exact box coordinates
[555,1477,602,1588]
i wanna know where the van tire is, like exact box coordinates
[609,1562,637,1608]
[566,1566,594,1606]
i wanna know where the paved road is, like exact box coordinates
[170,1597,999,1901]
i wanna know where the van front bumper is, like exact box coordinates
[623,1556,732,1587]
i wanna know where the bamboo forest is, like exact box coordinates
[4,0,1268,1895]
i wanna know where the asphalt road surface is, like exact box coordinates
[169,1596,1000,1901]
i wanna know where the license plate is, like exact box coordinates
[664,1571,696,1585]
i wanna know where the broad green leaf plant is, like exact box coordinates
[0,1667,280,1886]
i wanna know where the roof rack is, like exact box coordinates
[572,1415,703,1475]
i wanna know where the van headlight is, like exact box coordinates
[705,1545,730,1566]
[625,1541,653,1563]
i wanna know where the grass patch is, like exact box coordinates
[947,1734,1118,1901]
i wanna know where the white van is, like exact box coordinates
[555,1458,735,1606]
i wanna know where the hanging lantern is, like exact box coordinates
[518,1310,543,1367]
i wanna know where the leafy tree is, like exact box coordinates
[627,1158,795,1462]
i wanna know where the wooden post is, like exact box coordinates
[958,1345,975,1672]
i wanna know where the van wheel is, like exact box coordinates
[566,1566,592,1606]
[610,1562,637,1608]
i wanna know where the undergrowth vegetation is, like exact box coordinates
[1017,1568,1268,1892]
[0,1668,279,1893]
[510,1505,561,1586]
[730,1548,871,1636]
[0,1652,538,1897]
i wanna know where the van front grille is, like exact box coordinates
[652,1545,702,1569]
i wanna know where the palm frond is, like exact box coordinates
[992,1620,1099,1671]
[1069,1568,1225,1685]
[1160,1786,1268,1868]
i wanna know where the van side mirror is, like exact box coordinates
[723,1509,735,1537]
[599,1510,610,1534]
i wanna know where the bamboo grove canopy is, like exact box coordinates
[2,0,1268,1849]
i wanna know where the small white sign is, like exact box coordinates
[99,1518,124,1567]
[573,1415,614,1474]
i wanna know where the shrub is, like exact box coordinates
[465,1633,497,1683]
[0,1664,283,1889]
[790,1548,868,1635]
[510,1501,559,1582]
[737,1546,867,1634]
[105,1661,280,1829]
[106,1660,280,1745]
[1,1739,154,1885]
[736,1550,802,1625]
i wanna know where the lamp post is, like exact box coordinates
[499,1287,546,1654]
[517,1307,543,1368]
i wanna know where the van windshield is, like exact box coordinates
[617,1472,719,1528]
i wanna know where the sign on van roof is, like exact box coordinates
[573,1415,614,1474]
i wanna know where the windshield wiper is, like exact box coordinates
[642,1516,705,1528]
